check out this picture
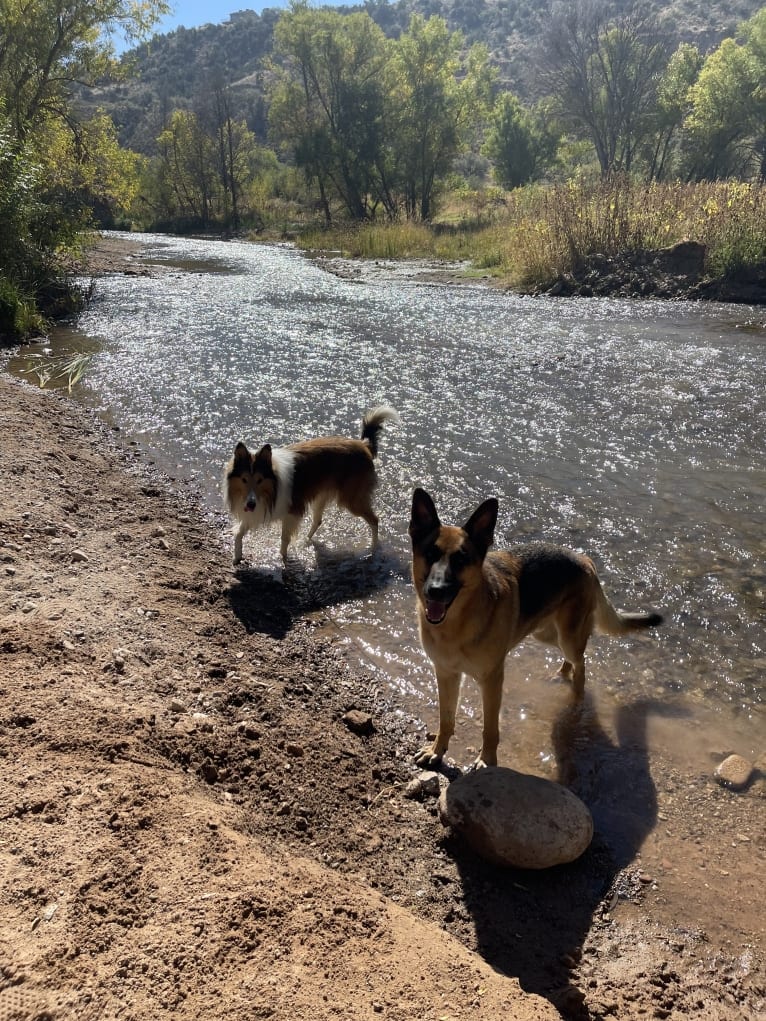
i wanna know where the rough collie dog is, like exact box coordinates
[224,406,399,564]
[409,488,663,769]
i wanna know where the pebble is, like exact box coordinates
[341,710,375,736]
[169,699,188,714]
[71,549,89,563]
[714,754,754,791]
[438,766,593,869]
[404,771,442,800]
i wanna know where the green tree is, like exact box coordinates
[269,1,388,222]
[0,0,168,337]
[642,42,702,180]
[156,109,217,225]
[384,15,494,220]
[538,0,671,176]
[0,0,168,144]
[683,10,766,180]
[40,113,144,222]
[201,76,263,230]
[270,5,492,222]
[482,92,539,188]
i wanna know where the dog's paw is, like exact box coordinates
[414,746,444,769]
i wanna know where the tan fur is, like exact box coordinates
[224,407,398,564]
[409,488,662,769]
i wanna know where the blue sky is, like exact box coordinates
[147,0,356,39]
[155,0,281,35]
[109,0,356,53]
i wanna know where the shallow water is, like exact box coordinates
[9,232,764,773]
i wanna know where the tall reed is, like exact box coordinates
[295,179,766,291]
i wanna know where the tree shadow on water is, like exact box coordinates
[442,693,686,1020]
[224,542,407,639]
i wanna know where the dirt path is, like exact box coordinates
[0,237,763,1021]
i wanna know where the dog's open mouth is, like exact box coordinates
[425,598,451,625]
[245,499,256,512]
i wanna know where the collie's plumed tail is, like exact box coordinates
[361,406,400,457]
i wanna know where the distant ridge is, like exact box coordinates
[83,0,764,155]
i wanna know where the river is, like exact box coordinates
[8,231,765,775]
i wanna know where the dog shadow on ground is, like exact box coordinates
[442,692,687,1020]
[224,541,407,639]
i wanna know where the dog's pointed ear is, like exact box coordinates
[234,441,250,461]
[463,498,498,557]
[409,488,440,545]
[255,443,272,465]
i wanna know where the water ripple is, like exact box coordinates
[13,231,763,767]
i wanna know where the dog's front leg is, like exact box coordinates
[233,523,248,565]
[474,665,505,768]
[279,513,303,562]
[415,668,462,768]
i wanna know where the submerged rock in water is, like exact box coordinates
[437,766,593,869]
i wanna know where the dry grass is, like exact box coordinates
[295,178,766,290]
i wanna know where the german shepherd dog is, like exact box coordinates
[409,488,663,768]
[224,407,399,564]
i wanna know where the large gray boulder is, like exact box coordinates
[437,767,593,869]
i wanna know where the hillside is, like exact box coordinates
[86,0,764,155]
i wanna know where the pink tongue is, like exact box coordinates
[426,600,446,622]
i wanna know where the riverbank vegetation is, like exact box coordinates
[297,178,766,294]
[2,0,766,340]
[0,0,168,341]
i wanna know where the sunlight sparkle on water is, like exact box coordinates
[13,231,763,771]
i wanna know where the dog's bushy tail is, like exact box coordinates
[595,582,663,635]
[361,406,400,457]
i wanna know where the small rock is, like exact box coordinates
[342,710,375,737]
[112,648,128,673]
[715,754,754,791]
[151,525,166,537]
[285,743,305,757]
[404,771,442,800]
[169,699,187,714]
[157,538,170,551]
[71,549,89,563]
[438,766,593,869]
